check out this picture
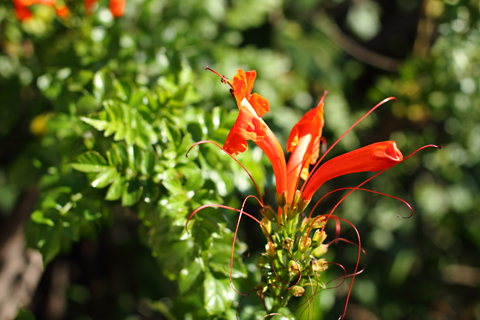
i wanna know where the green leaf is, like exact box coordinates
[39,223,63,266]
[91,167,117,188]
[70,151,108,172]
[80,112,109,131]
[122,179,143,206]
[179,260,203,295]
[203,273,233,315]
[76,94,101,114]
[141,150,156,175]
[209,241,247,278]
[31,210,55,227]
[105,175,125,201]
[162,177,183,194]
[93,69,115,99]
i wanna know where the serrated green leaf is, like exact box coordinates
[91,167,117,188]
[162,178,183,194]
[70,151,108,172]
[105,175,125,201]
[203,273,233,315]
[179,261,203,295]
[209,241,247,278]
[164,193,188,213]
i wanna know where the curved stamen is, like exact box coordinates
[403,144,443,161]
[205,66,234,90]
[329,215,362,320]
[308,187,414,220]
[324,237,369,284]
[230,195,261,297]
[187,140,264,206]
[301,97,397,194]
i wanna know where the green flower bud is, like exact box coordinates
[282,238,294,251]
[293,190,301,207]
[261,219,272,237]
[310,216,326,228]
[297,198,310,213]
[265,242,277,260]
[300,217,308,231]
[291,286,305,297]
[312,230,327,246]
[310,258,328,273]
[276,191,287,207]
[298,234,311,253]
[286,207,297,220]
[260,205,277,222]
[312,244,328,258]
[288,260,301,275]
[255,283,268,294]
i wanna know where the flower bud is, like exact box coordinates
[293,189,301,206]
[312,244,328,258]
[288,260,301,275]
[312,230,327,246]
[291,286,305,297]
[255,283,268,294]
[300,217,308,231]
[260,205,277,222]
[286,207,297,220]
[265,242,277,260]
[298,234,311,253]
[310,258,328,273]
[282,238,294,251]
[276,191,287,207]
[297,198,310,213]
[261,219,272,237]
[310,216,326,228]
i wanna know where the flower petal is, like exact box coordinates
[286,101,325,203]
[248,93,270,117]
[301,141,403,201]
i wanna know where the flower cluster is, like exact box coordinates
[189,68,440,318]
[12,0,125,21]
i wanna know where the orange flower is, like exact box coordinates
[209,68,409,210]
[109,0,125,18]
[220,69,287,198]
[84,0,125,17]
[300,141,403,202]
[286,93,325,203]
[12,0,70,21]
[84,0,96,14]
[55,4,69,18]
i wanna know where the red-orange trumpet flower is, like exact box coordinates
[192,67,440,319]
[207,68,407,210]
[210,68,288,199]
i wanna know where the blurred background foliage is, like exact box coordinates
[0,0,479,319]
